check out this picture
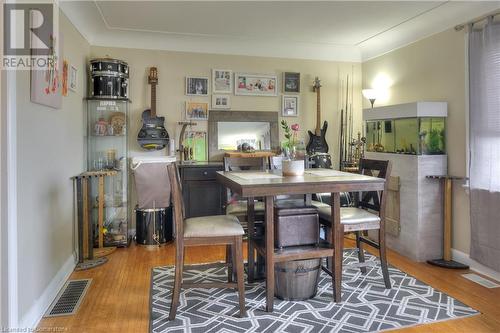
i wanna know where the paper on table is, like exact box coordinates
[305,169,350,177]
[231,172,283,180]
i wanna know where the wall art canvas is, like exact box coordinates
[283,72,300,93]
[234,73,277,96]
[30,13,62,109]
[211,94,231,109]
[212,69,232,93]
[186,101,209,120]
[186,77,209,96]
[62,60,69,96]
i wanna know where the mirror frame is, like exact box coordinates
[208,110,279,161]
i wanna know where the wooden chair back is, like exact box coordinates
[357,159,392,216]
[167,163,185,245]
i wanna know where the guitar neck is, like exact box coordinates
[151,83,157,117]
[315,88,321,135]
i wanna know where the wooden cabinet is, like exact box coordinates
[179,164,224,218]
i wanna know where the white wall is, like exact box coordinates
[90,46,362,166]
[362,28,470,254]
[13,12,89,327]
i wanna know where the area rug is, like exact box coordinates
[150,250,478,332]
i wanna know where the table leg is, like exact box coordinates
[265,195,274,312]
[331,192,343,302]
[247,197,255,283]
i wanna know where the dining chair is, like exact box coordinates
[167,163,246,320]
[318,159,392,293]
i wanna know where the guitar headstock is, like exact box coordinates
[148,67,158,85]
[313,77,321,91]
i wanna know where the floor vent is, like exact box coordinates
[462,273,500,289]
[44,279,91,317]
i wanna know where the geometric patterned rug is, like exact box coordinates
[150,250,478,332]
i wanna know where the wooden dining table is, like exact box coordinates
[216,168,385,312]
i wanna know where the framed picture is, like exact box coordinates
[186,101,209,120]
[234,73,277,96]
[283,72,300,93]
[186,76,209,96]
[184,131,207,161]
[211,94,231,109]
[212,69,232,93]
[62,60,69,96]
[282,95,299,117]
[69,65,77,92]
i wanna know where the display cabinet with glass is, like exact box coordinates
[87,98,129,247]
[365,117,445,155]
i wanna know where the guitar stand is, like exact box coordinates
[426,176,469,269]
[73,171,117,271]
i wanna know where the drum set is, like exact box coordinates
[89,58,129,99]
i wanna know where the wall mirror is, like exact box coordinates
[208,111,279,161]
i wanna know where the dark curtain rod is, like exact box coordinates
[455,10,500,31]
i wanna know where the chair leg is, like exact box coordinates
[169,246,184,321]
[226,244,233,283]
[234,236,246,317]
[378,228,391,289]
[356,231,367,274]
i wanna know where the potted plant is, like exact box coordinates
[281,120,305,176]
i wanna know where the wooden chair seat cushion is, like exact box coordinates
[226,201,265,215]
[318,207,381,230]
[184,215,245,238]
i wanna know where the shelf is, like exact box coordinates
[90,135,126,138]
[252,238,334,263]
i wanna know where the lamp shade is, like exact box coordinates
[362,89,378,100]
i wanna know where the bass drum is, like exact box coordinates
[90,75,129,99]
[135,207,173,247]
[90,58,129,77]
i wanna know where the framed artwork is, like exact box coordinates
[186,101,209,120]
[186,76,209,96]
[212,69,232,93]
[69,65,77,92]
[184,131,207,161]
[62,60,69,96]
[30,12,62,109]
[283,72,300,93]
[211,94,231,109]
[282,95,299,117]
[234,73,277,96]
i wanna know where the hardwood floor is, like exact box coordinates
[38,240,500,333]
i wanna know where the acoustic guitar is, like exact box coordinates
[137,67,169,150]
[306,77,329,154]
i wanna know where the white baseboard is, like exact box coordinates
[452,248,500,282]
[18,254,76,329]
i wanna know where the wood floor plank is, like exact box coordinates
[37,240,500,332]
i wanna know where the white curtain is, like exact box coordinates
[469,17,500,271]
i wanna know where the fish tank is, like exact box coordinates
[365,117,445,155]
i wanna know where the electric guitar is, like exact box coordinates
[306,77,329,154]
[137,67,169,150]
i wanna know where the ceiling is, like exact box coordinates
[60,1,500,62]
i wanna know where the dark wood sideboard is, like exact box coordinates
[178,162,225,218]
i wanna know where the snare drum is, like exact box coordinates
[135,207,173,247]
[90,75,129,99]
[90,58,128,77]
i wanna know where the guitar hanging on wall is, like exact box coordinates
[306,77,329,154]
[137,67,169,150]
